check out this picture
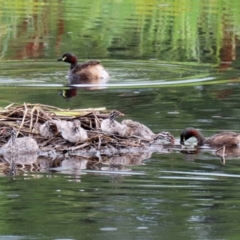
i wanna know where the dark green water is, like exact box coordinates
[1,0,240,239]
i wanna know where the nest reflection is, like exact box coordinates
[0,151,161,176]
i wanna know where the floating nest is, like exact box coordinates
[0,103,174,174]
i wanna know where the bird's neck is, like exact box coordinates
[110,117,115,125]
[192,130,205,145]
[69,56,78,69]
[70,62,78,69]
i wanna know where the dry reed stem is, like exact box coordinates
[68,142,91,151]
[30,106,37,130]
[4,103,14,109]
[17,103,28,137]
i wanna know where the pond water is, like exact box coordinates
[1,0,240,239]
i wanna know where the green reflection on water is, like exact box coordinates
[0,0,240,64]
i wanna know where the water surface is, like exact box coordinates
[1,0,240,239]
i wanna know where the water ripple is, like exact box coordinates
[161,170,240,178]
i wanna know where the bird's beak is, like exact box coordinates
[119,113,125,117]
[57,56,66,61]
[180,138,185,145]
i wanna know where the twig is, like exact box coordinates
[25,103,64,111]
[98,136,102,150]
[17,103,28,137]
[30,106,36,130]
[4,103,14,109]
[68,142,91,151]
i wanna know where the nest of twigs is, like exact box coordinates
[0,103,146,153]
[0,103,176,175]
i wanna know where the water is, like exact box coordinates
[1,0,240,239]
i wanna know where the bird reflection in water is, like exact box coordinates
[215,146,240,164]
[46,151,157,175]
[59,79,108,100]
[59,87,77,99]
[180,145,240,164]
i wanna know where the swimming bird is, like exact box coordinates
[57,52,109,84]
[180,127,240,148]
[100,110,125,135]
[121,119,175,144]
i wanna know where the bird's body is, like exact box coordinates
[3,136,39,153]
[39,119,88,143]
[0,129,39,172]
[153,132,175,144]
[57,53,109,84]
[58,120,88,143]
[180,127,240,148]
[39,120,59,138]
[121,119,154,141]
[121,119,175,144]
[100,110,125,135]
